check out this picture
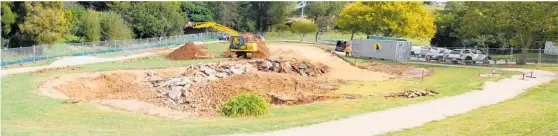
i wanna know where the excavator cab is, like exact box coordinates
[229,36,257,58]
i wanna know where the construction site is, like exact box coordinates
[35,22,434,119]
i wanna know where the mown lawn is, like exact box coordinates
[385,79,558,136]
[2,43,520,136]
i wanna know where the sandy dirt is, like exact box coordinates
[37,42,394,119]
[267,43,392,81]
[166,43,211,60]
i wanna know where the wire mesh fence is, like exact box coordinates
[1,32,221,67]
[412,46,558,65]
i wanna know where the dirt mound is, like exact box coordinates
[163,72,347,115]
[56,72,156,101]
[241,33,270,59]
[221,49,232,57]
[166,43,211,60]
[269,44,392,81]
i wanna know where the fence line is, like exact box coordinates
[1,32,221,67]
[414,47,558,64]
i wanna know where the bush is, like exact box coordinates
[290,21,318,41]
[219,93,269,117]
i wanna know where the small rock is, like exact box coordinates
[215,72,228,78]
[168,86,183,101]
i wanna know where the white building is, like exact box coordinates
[544,41,558,55]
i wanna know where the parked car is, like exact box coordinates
[425,48,452,62]
[218,33,229,40]
[411,46,428,57]
[335,40,347,52]
[447,49,490,64]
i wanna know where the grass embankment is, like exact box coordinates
[2,43,519,135]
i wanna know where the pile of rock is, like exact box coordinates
[384,89,439,98]
[145,62,254,104]
[249,58,330,77]
[144,59,331,106]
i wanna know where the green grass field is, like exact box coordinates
[1,43,520,135]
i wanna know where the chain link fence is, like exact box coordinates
[1,32,220,67]
[413,46,558,64]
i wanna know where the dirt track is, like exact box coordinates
[268,43,392,81]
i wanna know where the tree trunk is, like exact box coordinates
[350,32,355,41]
[517,31,536,65]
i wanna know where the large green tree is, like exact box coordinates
[458,2,558,65]
[181,2,213,22]
[80,10,101,42]
[100,12,134,40]
[20,2,69,45]
[337,2,371,40]
[337,2,436,40]
[110,2,185,38]
[207,2,238,28]
[304,2,347,32]
[237,2,295,32]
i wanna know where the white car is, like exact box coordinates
[425,48,452,62]
[447,49,490,64]
[411,46,424,56]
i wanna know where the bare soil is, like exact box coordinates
[37,42,397,119]
[166,43,211,60]
[268,43,392,81]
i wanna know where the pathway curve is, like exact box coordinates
[226,63,556,136]
[0,41,222,76]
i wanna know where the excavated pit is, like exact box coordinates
[42,59,349,118]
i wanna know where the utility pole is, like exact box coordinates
[297,1,307,18]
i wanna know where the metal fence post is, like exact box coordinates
[510,46,514,61]
[538,48,542,65]
[33,45,36,63]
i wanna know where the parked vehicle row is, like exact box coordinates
[411,46,492,64]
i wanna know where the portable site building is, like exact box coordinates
[351,36,413,62]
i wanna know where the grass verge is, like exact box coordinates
[385,79,558,136]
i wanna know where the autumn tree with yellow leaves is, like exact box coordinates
[337,2,436,40]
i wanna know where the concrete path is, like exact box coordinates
[226,64,556,136]
[0,41,222,76]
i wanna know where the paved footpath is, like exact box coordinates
[226,63,556,136]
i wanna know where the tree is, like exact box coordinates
[304,1,346,20]
[110,2,185,38]
[80,10,101,42]
[181,2,213,22]
[337,2,370,40]
[337,2,436,40]
[304,2,346,32]
[237,2,295,32]
[20,2,69,45]
[1,2,16,36]
[100,12,134,40]
[290,21,318,41]
[457,2,558,65]
[207,2,238,28]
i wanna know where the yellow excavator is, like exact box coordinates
[186,22,258,58]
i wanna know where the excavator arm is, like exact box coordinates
[191,22,239,36]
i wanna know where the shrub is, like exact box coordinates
[219,93,269,117]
